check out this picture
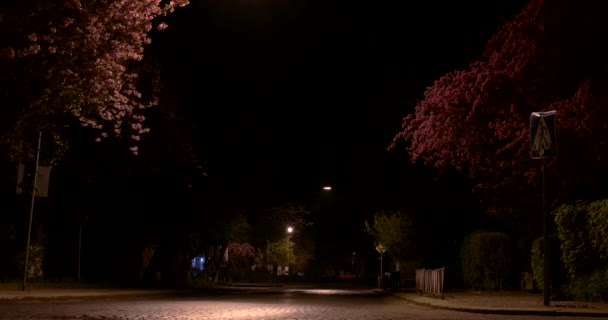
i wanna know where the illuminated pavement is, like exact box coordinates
[1,286,603,320]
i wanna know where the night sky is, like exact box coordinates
[152,0,525,201]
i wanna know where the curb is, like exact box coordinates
[393,293,608,318]
[0,290,190,302]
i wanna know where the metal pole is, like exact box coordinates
[543,158,550,306]
[78,224,82,281]
[22,131,42,291]
[286,234,290,276]
[380,253,383,277]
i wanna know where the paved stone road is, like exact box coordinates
[0,287,602,320]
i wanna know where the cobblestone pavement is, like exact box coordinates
[0,288,604,320]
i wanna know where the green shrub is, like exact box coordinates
[587,200,608,260]
[565,268,608,302]
[461,231,510,291]
[530,236,566,297]
[553,199,608,301]
[554,201,600,277]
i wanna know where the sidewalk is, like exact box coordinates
[394,289,608,317]
[0,282,189,302]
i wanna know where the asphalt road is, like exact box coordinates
[0,286,593,320]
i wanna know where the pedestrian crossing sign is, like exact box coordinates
[530,110,557,159]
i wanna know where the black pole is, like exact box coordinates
[543,158,550,306]
[22,131,42,291]
[78,224,82,281]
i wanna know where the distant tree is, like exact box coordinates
[226,243,256,268]
[364,210,415,261]
[251,203,313,267]
[0,0,189,162]
[199,213,250,282]
[265,204,313,236]
[225,242,257,281]
[390,0,608,212]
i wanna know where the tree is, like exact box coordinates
[225,242,257,281]
[199,213,250,282]
[390,0,608,212]
[0,0,189,162]
[364,210,415,261]
[251,203,313,266]
[461,231,511,290]
[265,237,294,267]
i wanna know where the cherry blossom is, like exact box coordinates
[0,0,189,159]
[390,0,608,210]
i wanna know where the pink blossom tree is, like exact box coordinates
[0,0,189,162]
[390,0,608,212]
[226,242,257,269]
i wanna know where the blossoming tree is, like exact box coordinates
[390,0,608,212]
[0,0,189,161]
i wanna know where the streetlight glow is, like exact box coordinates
[323,186,332,190]
[286,227,293,276]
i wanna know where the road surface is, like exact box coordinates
[0,286,593,319]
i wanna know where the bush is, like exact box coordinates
[553,201,597,278]
[587,200,608,260]
[565,268,608,302]
[461,231,510,291]
[530,236,566,297]
[552,199,608,301]
[16,245,45,280]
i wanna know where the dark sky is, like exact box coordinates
[153,0,527,206]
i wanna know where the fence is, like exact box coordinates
[415,267,444,298]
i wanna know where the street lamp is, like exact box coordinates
[286,227,293,276]
[376,244,386,288]
[352,252,356,273]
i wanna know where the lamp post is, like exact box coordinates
[376,244,386,288]
[351,252,356,273]
[286,227,293,276]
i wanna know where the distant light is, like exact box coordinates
[287,227,293,233]
[323,186,332,191]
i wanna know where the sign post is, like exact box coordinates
[530,110,557,307]
[22,132,42,291]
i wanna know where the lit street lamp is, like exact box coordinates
[286,227,293,275]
